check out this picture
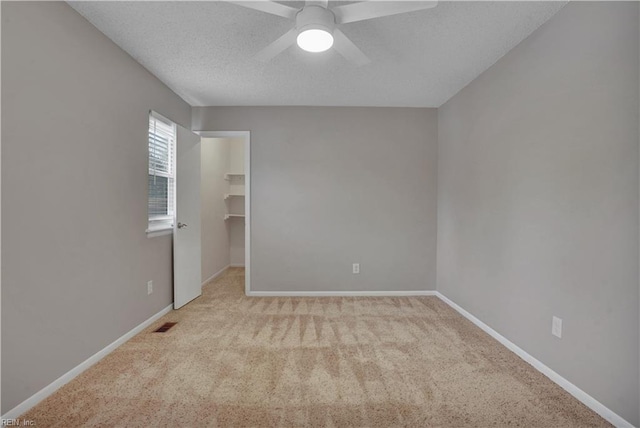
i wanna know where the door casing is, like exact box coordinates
[196,131,251,295]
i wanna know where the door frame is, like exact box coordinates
[195,131,251,295]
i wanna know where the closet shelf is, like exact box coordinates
[224,193,245,200]
[224,173,245,181]
[224,214,245,220]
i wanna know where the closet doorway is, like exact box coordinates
[197,131,250,294]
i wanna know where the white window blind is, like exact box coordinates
[148,112,176,232]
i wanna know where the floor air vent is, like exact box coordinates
[154,322,177,333]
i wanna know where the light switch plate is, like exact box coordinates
[552,316,562,338]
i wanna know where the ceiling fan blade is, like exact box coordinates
[225,0,298,20]
[333,1,438,24]
[255,28,298,62]
[332,29,370,67]
[306,0,329,8]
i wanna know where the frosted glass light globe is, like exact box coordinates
[297,29,334,53]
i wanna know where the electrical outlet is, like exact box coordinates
[552,316,562,338]
[147,280,153,295]
[352,263,360,274]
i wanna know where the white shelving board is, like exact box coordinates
[224,170,245,220]
[224,173,245,181]
[224,214,245,220]
[226,173,245,197]
[224,193,245,200]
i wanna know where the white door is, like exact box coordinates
[173,125,202,309]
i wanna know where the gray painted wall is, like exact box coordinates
[1,2,190,413]
[201,138,231,282]
[193,107,438,292]
[437,2,639,425]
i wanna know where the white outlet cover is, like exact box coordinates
[352,263,360,274]
[147,280,153,295]
[552,316,562,338]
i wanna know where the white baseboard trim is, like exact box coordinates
[247,290,437,297]
[202,264,229,286]
[229,263,245,268]
[2,304,173,420]
[435,292,633,428]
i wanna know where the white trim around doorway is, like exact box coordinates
[195,131,251,295]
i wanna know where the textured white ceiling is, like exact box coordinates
[68,1,566,107]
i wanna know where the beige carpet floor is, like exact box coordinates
[23,268,608,427]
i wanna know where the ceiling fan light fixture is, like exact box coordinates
[297,28,334,53]
[295,5,336,53]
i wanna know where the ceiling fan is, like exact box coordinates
[226,0,438,66]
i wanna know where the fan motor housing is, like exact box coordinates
[296,5,336,34]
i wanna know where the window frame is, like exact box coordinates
[146,111,176,237]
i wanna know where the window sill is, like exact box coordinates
[146,226,173,238]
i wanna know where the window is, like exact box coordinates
[147,112,176,234]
